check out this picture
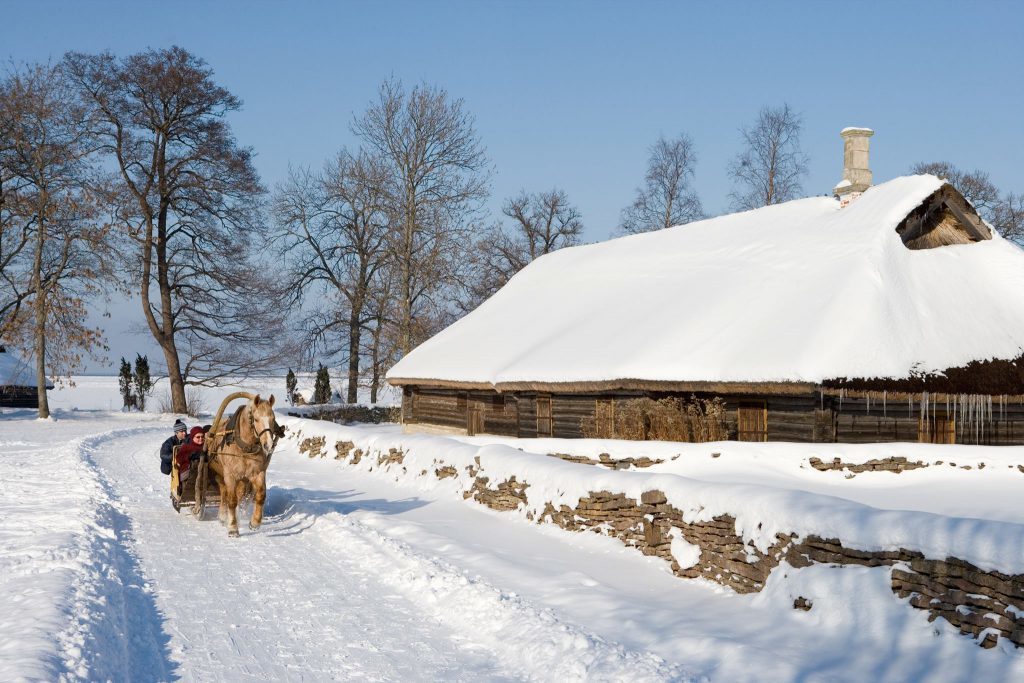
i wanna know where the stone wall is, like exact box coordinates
[315,437,1024,650]
[288,404,400,425]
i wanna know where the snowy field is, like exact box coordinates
[2,377,1023,682]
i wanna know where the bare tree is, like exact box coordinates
[352,78,490,356]
[992,193,1024,244]
[0,62,111,418]
[363,267,399,403]
[272,150,391,403]
[728,104,808,210]
[65,47,282,412]
[618,134,702,235]
[910,161,1022,243]
[463,188,582,311]
[0,69,36,342]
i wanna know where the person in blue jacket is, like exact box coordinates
[160,420,188,475]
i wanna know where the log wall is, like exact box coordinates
[400,386,1024,445]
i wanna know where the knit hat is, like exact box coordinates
[173,419,188,434]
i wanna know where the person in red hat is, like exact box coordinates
[175,426,206,475]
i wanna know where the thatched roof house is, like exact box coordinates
[388,129,1024,444]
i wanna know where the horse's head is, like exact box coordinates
[250,394,283,456]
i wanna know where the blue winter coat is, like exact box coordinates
[160,434,185,475]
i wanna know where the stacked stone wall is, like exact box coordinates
[312,436,1024,649]
[288,405,400,424]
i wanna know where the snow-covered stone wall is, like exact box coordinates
[290,424,1024,651]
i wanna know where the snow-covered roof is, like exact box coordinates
[389,175,1024,389]
[0,348,37,388]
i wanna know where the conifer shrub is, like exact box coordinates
[286,368,297,406]
[313,364,332,405]
[133,354,154,411]
[118,358,134,410]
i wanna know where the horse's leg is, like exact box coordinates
[224,475,241,537]
[230,479,249,536]
[217,477,229,523]
[249,471,267,531]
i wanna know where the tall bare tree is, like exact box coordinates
[352,79,490,356]
[618,134,702,235]
[272,150,391,403]
[0,83,34,342]
[728,104,808,210]
[0,62,110,418]
[910,161,1023,243]
[463,188,582,311]
[65,47,281,412]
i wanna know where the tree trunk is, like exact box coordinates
[400,192,415,355]
[32,205,49,419]
[156,189,187,413]
[346,313,361,404]
[370,318,382,405]
[162,340,187,413]
[33,284,49,420]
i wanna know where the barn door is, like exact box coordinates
[536,396,552,437]
[919,414,955,444]
[595,398,615,438]
[467,399,485,436]
[737,401,767,442]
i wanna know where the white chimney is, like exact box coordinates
[834,127,874,207]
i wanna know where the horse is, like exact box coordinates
[205,392,284,537]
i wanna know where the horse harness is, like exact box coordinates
[206,404,282,462]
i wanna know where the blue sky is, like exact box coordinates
[4,0,1023,370]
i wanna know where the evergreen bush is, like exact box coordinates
[313,364,331,404]
[286,368,297,406]
[133,354,154,411]
[118,358,134,410]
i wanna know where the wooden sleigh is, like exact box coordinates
[169,391,261,518]
[169,443,221,515]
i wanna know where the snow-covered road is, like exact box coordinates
[99,426,515,682]
[5,406,1024,682]
[2,412,686,682]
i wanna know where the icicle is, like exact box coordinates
[883,390,887,418]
